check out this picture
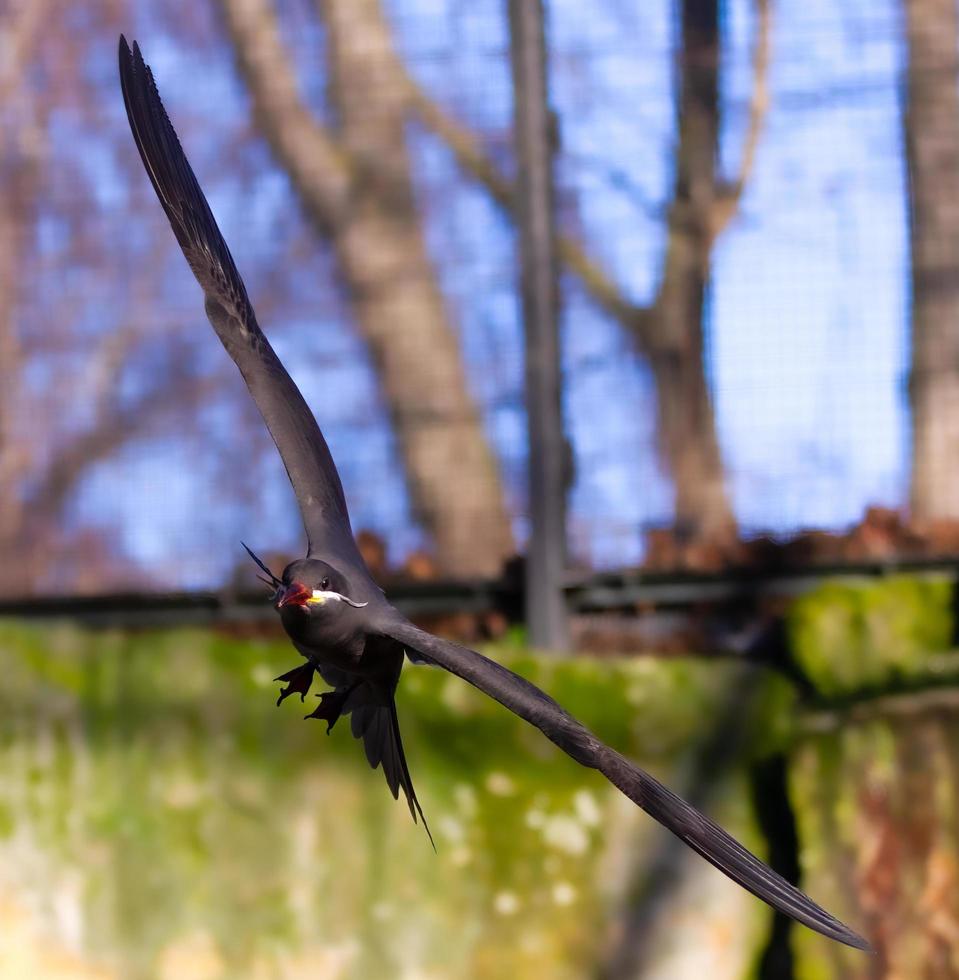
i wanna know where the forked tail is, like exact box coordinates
[346,686,434,849]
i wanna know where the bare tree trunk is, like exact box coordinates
[219,0,514,577]
[0,0,48,585]
[0,0,221,595]
[643,0,736,545]
[904,0,959,522]
[407,0,774,552]
[0,163,27,554]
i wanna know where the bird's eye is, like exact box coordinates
[321,577,330,591]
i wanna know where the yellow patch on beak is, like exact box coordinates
[307,590,327,605]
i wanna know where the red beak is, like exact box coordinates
[275,582,310,609]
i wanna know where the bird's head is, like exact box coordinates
[241,545,369,646]
[274,558,368,615]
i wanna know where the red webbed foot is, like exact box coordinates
[274,662,317,706]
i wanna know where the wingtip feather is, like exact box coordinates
[383,618,869,947]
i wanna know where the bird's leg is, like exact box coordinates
[304,681,361,734]
[274,661,317,706]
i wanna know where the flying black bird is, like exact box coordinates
[118,36,869,951]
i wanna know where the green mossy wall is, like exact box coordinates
[785,574,959,978]
[0,622,785,979]
[787,574,954,697]
[1,573,957,979]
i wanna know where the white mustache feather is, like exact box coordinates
[310,589,368,608]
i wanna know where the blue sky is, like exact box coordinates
[60,0,912,585]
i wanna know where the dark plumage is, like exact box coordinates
[119,35,870,951]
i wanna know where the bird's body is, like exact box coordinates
[268,557,428,832]
[119,36,870,952]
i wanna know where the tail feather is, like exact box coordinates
[347,686,434,849]
[387,701,435,849]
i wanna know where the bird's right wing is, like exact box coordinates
[380,616,871,952]
[118,36,360,564]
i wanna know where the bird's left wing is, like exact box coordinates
[118,36,361,565]
[378,615,871,952]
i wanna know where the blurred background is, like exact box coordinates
[1,0,957,976]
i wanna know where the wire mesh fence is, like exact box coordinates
[0,0,941,597]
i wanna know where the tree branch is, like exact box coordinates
[0,0,50,105]
[401,68,650,332]
[0,0,51,543]
[404,0,771,344]
[26,342,212,524]
[219,0,516,574]
[709,0,772,242]
[218,0,354,231]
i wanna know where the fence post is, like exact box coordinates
[509,0,569,650]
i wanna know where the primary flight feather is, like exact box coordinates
[119,35,870,951]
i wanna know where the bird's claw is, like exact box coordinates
[274,662,317,706]
[304,690,349,734]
